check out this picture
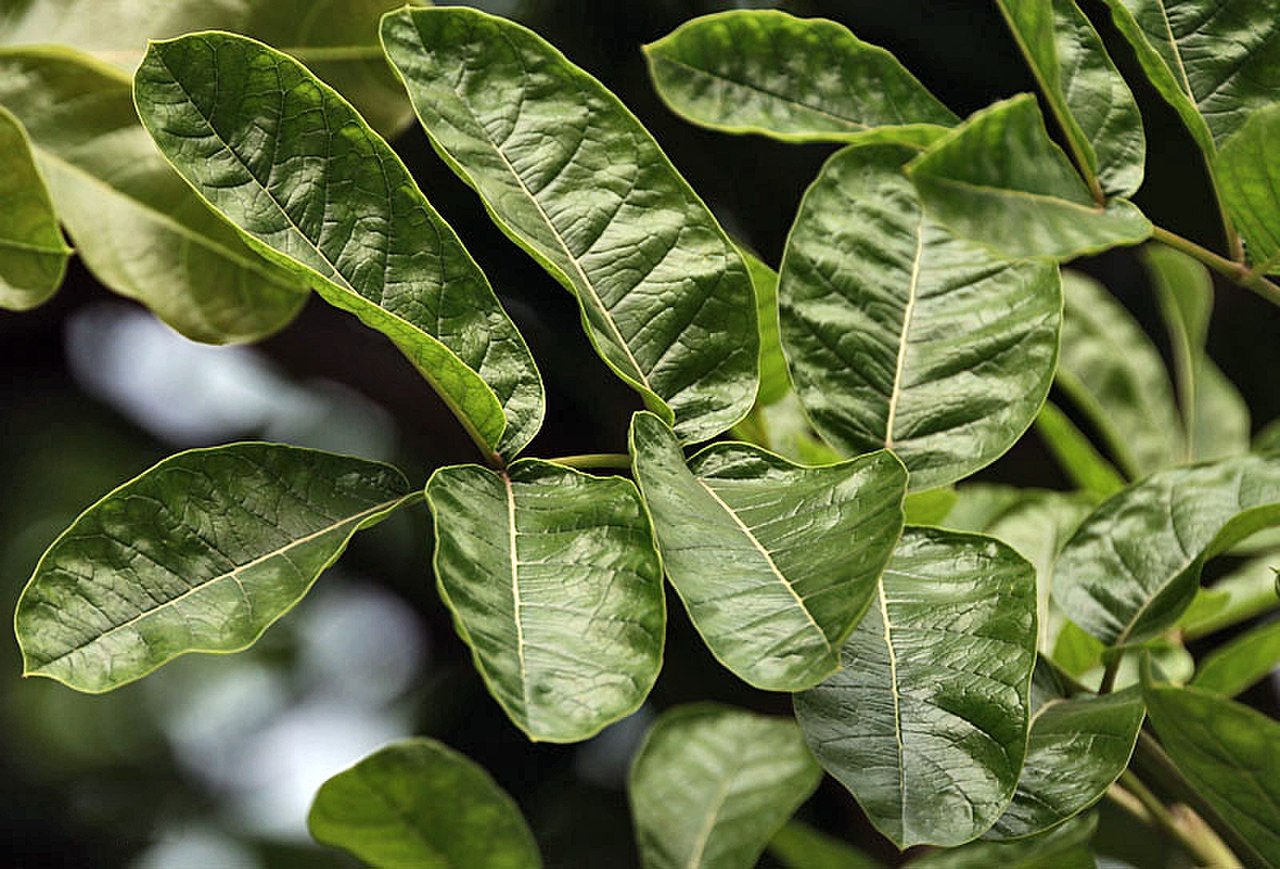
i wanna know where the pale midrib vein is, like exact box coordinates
[685,754,738,868]
[921,171,1107,214]
[0,236,67,255]
[504,473,531,723]
[1155,0,1196,103]
[37,496,404,669]
[878,579,908,834]
[884,213,925,448]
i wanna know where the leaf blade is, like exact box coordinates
[1216,104,1280,275]
[0,103,71,310]
[1191,618,1280,697]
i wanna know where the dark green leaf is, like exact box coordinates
[907,95,1152,260]
[1191,618,1280,696]
[769,821,881,869]
[629,704,821,869]
[135,33,544,459]
[630,411,906,691]
[794,527,1038,848]
[1053,454,1280,646]
[424,460,664,742]
[741,247,790,407]
[1034,402,1126,499]
[642,9,956,143]
[309,738,541,869]
[382,6,758,443]
[0,103,70,310]
[910,814,1098,868]
[1216,104,1280,275]
[15,443,413,693]
[780,143,1060,490]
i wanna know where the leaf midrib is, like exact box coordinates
[502,472,532,727]
[883,212,925,448]
[876,578,909,841]
[0,236,69,256]
[684,748,740,868]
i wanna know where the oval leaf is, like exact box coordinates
[910,814,1097,868]
[135,33,544,459]
[15,443,414,693]
[1034,402,1126,499]
[1216,104,1280,276]
[630,411,907,692]
[0,103,70,310]
[793,527,1038,848]
[381,6,758,443]
[309,738,541,869]
[741,247,789,407]
[1191,618,1280,697]
[642,9,956,143]
[628,704,821,869]
[780,143,1061,490]
[424,459,664,742]
[907,95,1152,260]
[1053,454,1280,647]
[1180,553,1280,639]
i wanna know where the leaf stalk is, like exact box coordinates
[547,453,633,470]
[1151,226,1280,307]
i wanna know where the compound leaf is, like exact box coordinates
[0,103,70,310]
[629,704,821,869]
[630,411,906,692]
[1216,104,1280,275]
[381,6,757,443]
[425,459,664,742]
[15,443,414,693]
[1191,618,1280,697]
[780,143,1060,491]
[794,527,1038,848]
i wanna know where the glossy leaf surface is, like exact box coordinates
[629,704,821,869]
[996,0,1145,197]
[1216,104,1280,275]
[794,527,1038,848]
[309,738,541,869]
[1191,619,1280,697]
[136,33,544,459]
[0,47,307,343]
[742,247,789,406]
[382,6,757,443]
[15,443,413,693]
[1054,454,1280,646]
[780,143,1060,490]
[642,9,956,143]
[908,95,1152,260]
[425,460,664,742]
[0,103,70,310]
[631,411,906,691]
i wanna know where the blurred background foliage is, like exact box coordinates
[0,1,1276,866]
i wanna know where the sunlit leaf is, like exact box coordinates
[0,103,70,310]
[424,460,664,742]
[1191,618,1280,697]
[15,443,414,693]
[1216,104,1280,275]
[1034,402,1125,500]
[630,411,906,691]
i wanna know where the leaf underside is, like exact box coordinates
[0,103,70,310]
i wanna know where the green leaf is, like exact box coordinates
[1034,402,1126,500]
[381,6,758,443]
[780,143,1061,490]
[1051,620,1106,679]
[741,247,789,406]
[15,443,413,694]
[1191,618,1280,697]
[794,527,1038,848]
[903,487,959,526]
[909,814,1098,868]
[755,392,844,466]
[1216,104,1280,275]
[628,704,821,869]
[630,411,906,692]
[309,738,541,869]
[135,33,544,460]
[0,103,70,310]
[996,0,1145,197]
[424,460,664,742]
[942,484,1025,533]
[907,95,1152,260]
[0,47,307,343]
[769,821,881,869]
[1056,270,1183,477]
[1180,553,1280,639]
[1053,454,1280,647]
[1143,671,1280,866]
[1100,0,1280,152]
[641,9,957,144]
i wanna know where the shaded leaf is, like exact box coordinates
[1191,618,1280,697]
[135,33,544,459]
[907,95,1151,260]
[794,527,1038,848]
[642,9,956,143]
[382,6,758,443]
[942,484,1025,533]
[629,704,821,869]
[756,392,844,466]
[15,443,414,693]
[630,411,906,691]
[910,814,1098,868]
[780,143,1060,490]
[1179,553,1280,639]
[1216,104,1280,275]
[424,460,664,742]
[309,738,541,869]
[1034,402,1126,500]
[0,103,70,310]
[769,821,881,869]
[741,247,789,406]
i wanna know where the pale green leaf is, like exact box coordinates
[1191,618,1280,696]
[0,103,70,310]
[630,411,906,692]
[755,392,843,466]
[1034,402,1126,499]
[629,704,821,869]
[0,47,307,343]
[780,143,1060,490]
[907,95,1152,260]
[910,814,1098,868]
[1216,104,1280,275]
[309,738,541,869]
[769,821,881,869]
[1053,454,1280,647]
[794,527,1038,848]
[1052,619,1106,679]
[996,0,1145,197]
[135,33,544,460]
[641,9,956,144]
[1180,553,1280,639]
[942,484,1025,533]
[381,6,758,443]
[903,487,959,526]
[424,459,664,742]
[15,443,414,693]
[740,246,789,407]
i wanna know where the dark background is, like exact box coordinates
[1,1,1276,866]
